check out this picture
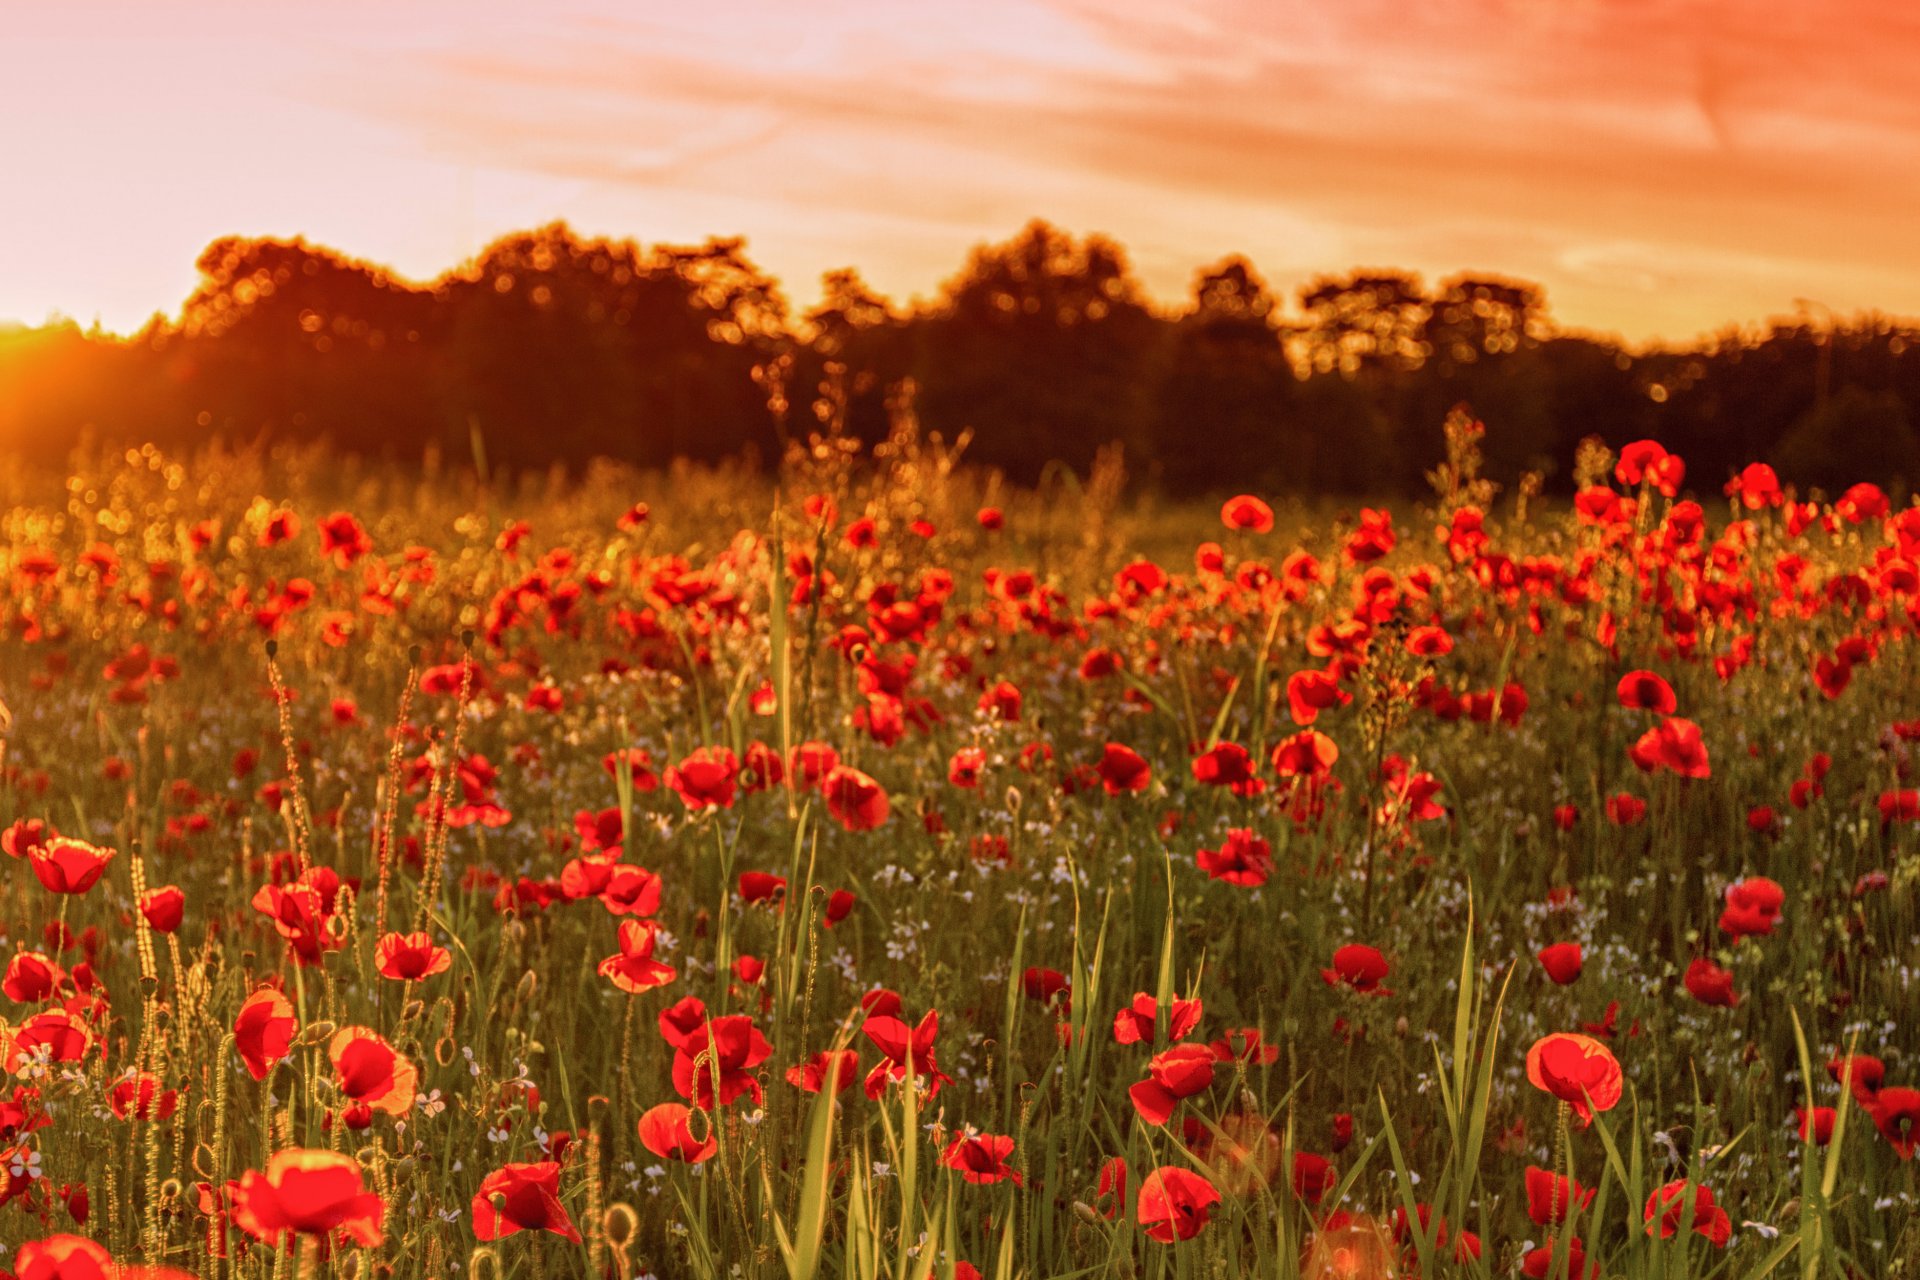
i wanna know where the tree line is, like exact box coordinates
[4,219,1917,495]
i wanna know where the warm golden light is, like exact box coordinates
[4,2,1919,342]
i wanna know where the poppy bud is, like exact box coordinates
[298,1020,338,1046]
[1394,1016,1409,1038]
[516,970,538,1004]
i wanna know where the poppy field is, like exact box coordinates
[0,420,1916,1280]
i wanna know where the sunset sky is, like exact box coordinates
[6,0,1920,343]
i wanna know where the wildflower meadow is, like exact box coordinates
[0,418,1915,1280]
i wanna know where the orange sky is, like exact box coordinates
[5,0,1920,343]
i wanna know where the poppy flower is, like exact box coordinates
[1095,743,1152,795]
[785,1049,860,1095]
[7,1010,93,1073]
[665,747,739,811]
[1191,742,1264,796]
[1210,1027,1279,1066]
[1112,993,1203,1046]
[1521,1237,1597,1280]
[1128,1044,1215,1126]
[1605,794,1646,826]
[1643,1180,1731,1246]
[598,864,663,917]
[250,867,347,966]
[139,885,185,934]
[947,747,986,788]
[1616,669,1676,714]
[1629,717,1710,779]
[1525,1033,1622,1126]
[28,838,115,895]
[1827,1054,1884,1106]
[863,1009,953,1098]
[234,987,297,1080]
[638,1103,718,1163]
[1270,732,1339,783]
[329,1027,418,1116]
[1221,495,1274,533]
[3,952,66,1003]
[1321,944,1392,996]
[977,506,1003,530]
[1725,462,1782,510]
[1718,877,1785,939]
[1683,957,1738,1007]
[1021,968,1069,1005]
[941,1132,1022,1185]
[658,996,708,1049]
[1196,829,1272,886]
[823,888,856,926]
[471,1160,581,1242]
[230,1149,384,1247]
[1287,669,1351,726]
[375,931,452,981]
[1796,1106,1836,1145]
[1870,1087,1920,1160]
[1525,1166,1595,1224]
[672,1015,773,1109]
[822,765,889,832]
[1537,943,1583,986]
[1617,439,1685,495]
[598,920,677,994]
[739,872,787,906]
[1291,1152,1336,1205]
[1136,1166,1221,1243]
[108,1072,178,1121]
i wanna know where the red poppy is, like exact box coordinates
[1525,1033,1622,1127]
[1191,742,1264,796]
[665,747,739,811]
[28,838,115,895]
[108,1072,179,1122]
[1629,717,1710,779]
[139,885,185,934]
[1112,993,1203,1045]
[947,747,986,788]
[672,1015,773,1109]
[1291,1152,1336,1205]
[822,765,889,832]
[1525,1166,1595,1224]
[1521,1237,1597,1280]
[977,506,1003,530]
[230,1149,384,1247]
[3,952,65,1003]
[1136,1166,1221,1243]
[739,872,787,906]
[8,1010,93,1073]
[1267,729,1344,782]
[472,1160,581,1242]
[1321,944,1392,996]
[785,1049,860,1095]
[1093,743,1152,795]
[823,888,856,926]
[597,920,677,993]
[1197,829,1272,886]
[1616,440,1685,495]
[1725,462,1782,510]
[1221,495,1274,533]
[375,931,452,981]
[1796,1106,1836,1145]
[1870,1087,1920,1159]
[1718,877,1785,939]
[1287,669,1351,726]
[658,996,708,1049]
[1683,957,1738,1007]
[1605,794,1646,826]
[863,1010,953,1098]
[638,1102,718,1163]
[234,987,297,1080]
[1643,1180,1731,1246]
[1827,1053,1884,1106]
[1537,943,1583,986]
[941,1131,1022,1185]
[1128,1044,1215,1126]
[1615,670,1677,714]
[329,1027,418,1116]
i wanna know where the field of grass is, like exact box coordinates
[0,421,1915,1280]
